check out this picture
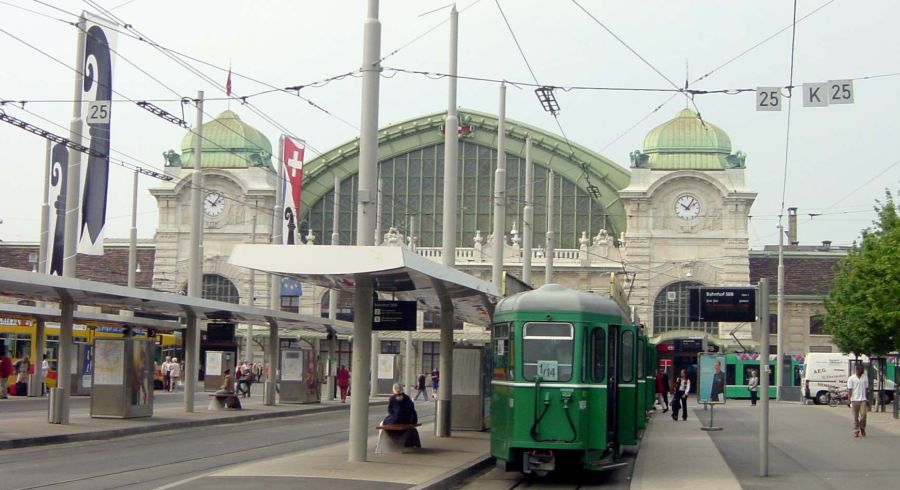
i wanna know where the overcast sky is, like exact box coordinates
[1,0,898,250]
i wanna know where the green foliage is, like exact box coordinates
[824,190,900,356]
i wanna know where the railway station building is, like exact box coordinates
[1,107,845,375]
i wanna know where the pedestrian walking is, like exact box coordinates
[748,369,759,406]
[430,369,439,400]
[161,356,172,392]
[655,367,669,413]
[0,349,14,399]
[169,357,181,392]
[672,368,691,421]
[336,364,350,403]
[413,373,428,401]
[41,355,50,396]
[15,355,31,396]
[847,363,869,437]
[237,360,253,398]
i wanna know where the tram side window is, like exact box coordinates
[491,322,511,380]
[726,364,737,385]
[621,331,634,383]
[522,322,573,382]
[591,328,606,382]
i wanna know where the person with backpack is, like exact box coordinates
[237,360,253,398]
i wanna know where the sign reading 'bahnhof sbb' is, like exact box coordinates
[689,287,757,322]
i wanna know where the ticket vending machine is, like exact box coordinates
[90,338,154,418]
[279,348,320,404]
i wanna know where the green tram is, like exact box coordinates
[490,284,655,475]
[723,353,804,399]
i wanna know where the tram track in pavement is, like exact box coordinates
[452,451,635,490]
[3,409,435,490]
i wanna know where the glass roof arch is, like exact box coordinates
[300,109,631,249]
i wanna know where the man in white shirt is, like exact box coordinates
[847,363,869,437]
[41,356,50,396]
[161,356,172,392]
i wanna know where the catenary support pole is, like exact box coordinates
[522,135,533,285]
[776,223,785,401]
[31,318,46,397]
[127,169,138,288]
[57,13,86,425]
[349,0,381,463]
[266,135,284,407]
[405,331,413,392]
[545,170,556,284]
[441,5,459,268]
[185,90,204,413]
[326,173,340,401]
[435,280,454,437]
[491,82,507,287]
[759,278,770,477]
[38,140,51,274]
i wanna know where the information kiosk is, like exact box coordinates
[90,338,154,418]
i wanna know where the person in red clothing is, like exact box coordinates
[0,349,14,399]
[336,365,350,403]
[654,367,669,413]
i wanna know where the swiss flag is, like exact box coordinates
[283,137,305,213]
[226,69,232,96]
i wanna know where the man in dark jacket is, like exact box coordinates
[711,360,726,402]
[655,367,669,412]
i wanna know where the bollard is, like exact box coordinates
[48,387,64,424]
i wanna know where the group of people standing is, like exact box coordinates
[653,367,692,421]
[160,356,182,392]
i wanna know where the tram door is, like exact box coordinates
[617,328,638,446]
[606,325,619,448]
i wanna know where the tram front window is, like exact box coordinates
[522,322,573,382]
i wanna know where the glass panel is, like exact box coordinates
[592,328,606,382]
[652,281,718,334]
[522,322,573,381]
[727,364,738,384]
[491,322,510,380]
[621,330,634,382]
[809,315,825,335]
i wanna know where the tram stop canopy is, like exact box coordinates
[0,266,353,335]
[228,245,498,325]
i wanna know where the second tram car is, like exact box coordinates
[490,284,653,475]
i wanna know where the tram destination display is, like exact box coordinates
[372,300,417,331]
[689,287,756,322]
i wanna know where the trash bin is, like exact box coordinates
[48,387,64,424]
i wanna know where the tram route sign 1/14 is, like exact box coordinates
[689,287,757,322]
[372,300,417,331]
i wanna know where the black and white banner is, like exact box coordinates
[46,143,69,276]
[77,13,117,255]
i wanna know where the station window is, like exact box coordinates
[809,315,825,335]
[381,340,400,354]
[422,341,440,374]
[621,330,634,383]
[591,328,606,382]
[522,322,573,382]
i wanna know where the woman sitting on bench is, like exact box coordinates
[215,369,241,409]
[384,383,418,425]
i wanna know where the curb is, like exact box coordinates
[0,401,387,451]
[412,453,494,490]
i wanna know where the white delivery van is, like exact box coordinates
[802,353,895,404]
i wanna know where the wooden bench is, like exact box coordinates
[375,423,422,454]
[208,392,241,411]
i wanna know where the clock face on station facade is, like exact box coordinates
[203,192,226,218]
[674,194,701,220]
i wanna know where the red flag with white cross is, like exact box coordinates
[282,136,305,244]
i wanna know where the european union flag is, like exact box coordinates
[281,277,302,297]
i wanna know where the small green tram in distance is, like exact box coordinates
[490,284,655,475]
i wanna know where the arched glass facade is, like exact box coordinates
[202,274,240,304]
[652,281,718,334]
[304,141,611,249]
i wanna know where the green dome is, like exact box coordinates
[631,108,744,170]
[179,110,273,170]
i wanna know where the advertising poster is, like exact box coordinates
[378,354,394,380]
[699,353,727,404]
[93,340,123,386]
[205,351,222,377]
[281,350,303,381]
[82,345,93,388]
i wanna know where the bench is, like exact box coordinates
[208,392,241,411]
[375,423,422,454]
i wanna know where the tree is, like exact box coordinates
[824,190,900,356]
